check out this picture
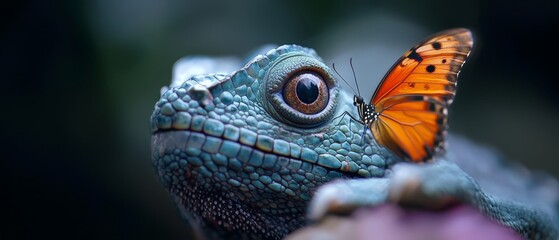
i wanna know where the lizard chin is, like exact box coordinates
[152,130,363,239]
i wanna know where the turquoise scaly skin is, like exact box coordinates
[151,45,391,239]
[150,45,558,239]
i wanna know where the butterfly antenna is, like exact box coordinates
[350,58,362,97]
[332,62,358,95]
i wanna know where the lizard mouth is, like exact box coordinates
[152,127,354,175]
[151,128,365,204]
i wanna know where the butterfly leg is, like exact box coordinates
[340,112,367,144]
[332,111,362,131]
[330,111,349,127]
[360,126,368,145]
[331,111,369,144]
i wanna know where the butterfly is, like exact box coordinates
[341,28,473,162]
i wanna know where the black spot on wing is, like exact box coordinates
[431,42,441,50]
[426,65,436,73]
[406,49,423,62]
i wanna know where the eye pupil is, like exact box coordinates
[296,75,319,104]
[282,71,329,115]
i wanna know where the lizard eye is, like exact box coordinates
[282,71,329,114]
[262,52,338,128]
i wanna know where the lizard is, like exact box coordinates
[150,44,559,239]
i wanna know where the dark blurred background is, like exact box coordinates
[2,0,558,239]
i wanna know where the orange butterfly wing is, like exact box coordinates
[370,28,473,162]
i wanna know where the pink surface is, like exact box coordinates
[353,204,521,240]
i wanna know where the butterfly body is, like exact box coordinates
[354,95,378,125]
[352,28,473,162]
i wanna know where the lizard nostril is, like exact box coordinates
[187,85,214,107]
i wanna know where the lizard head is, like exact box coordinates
[150,45,394,239]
